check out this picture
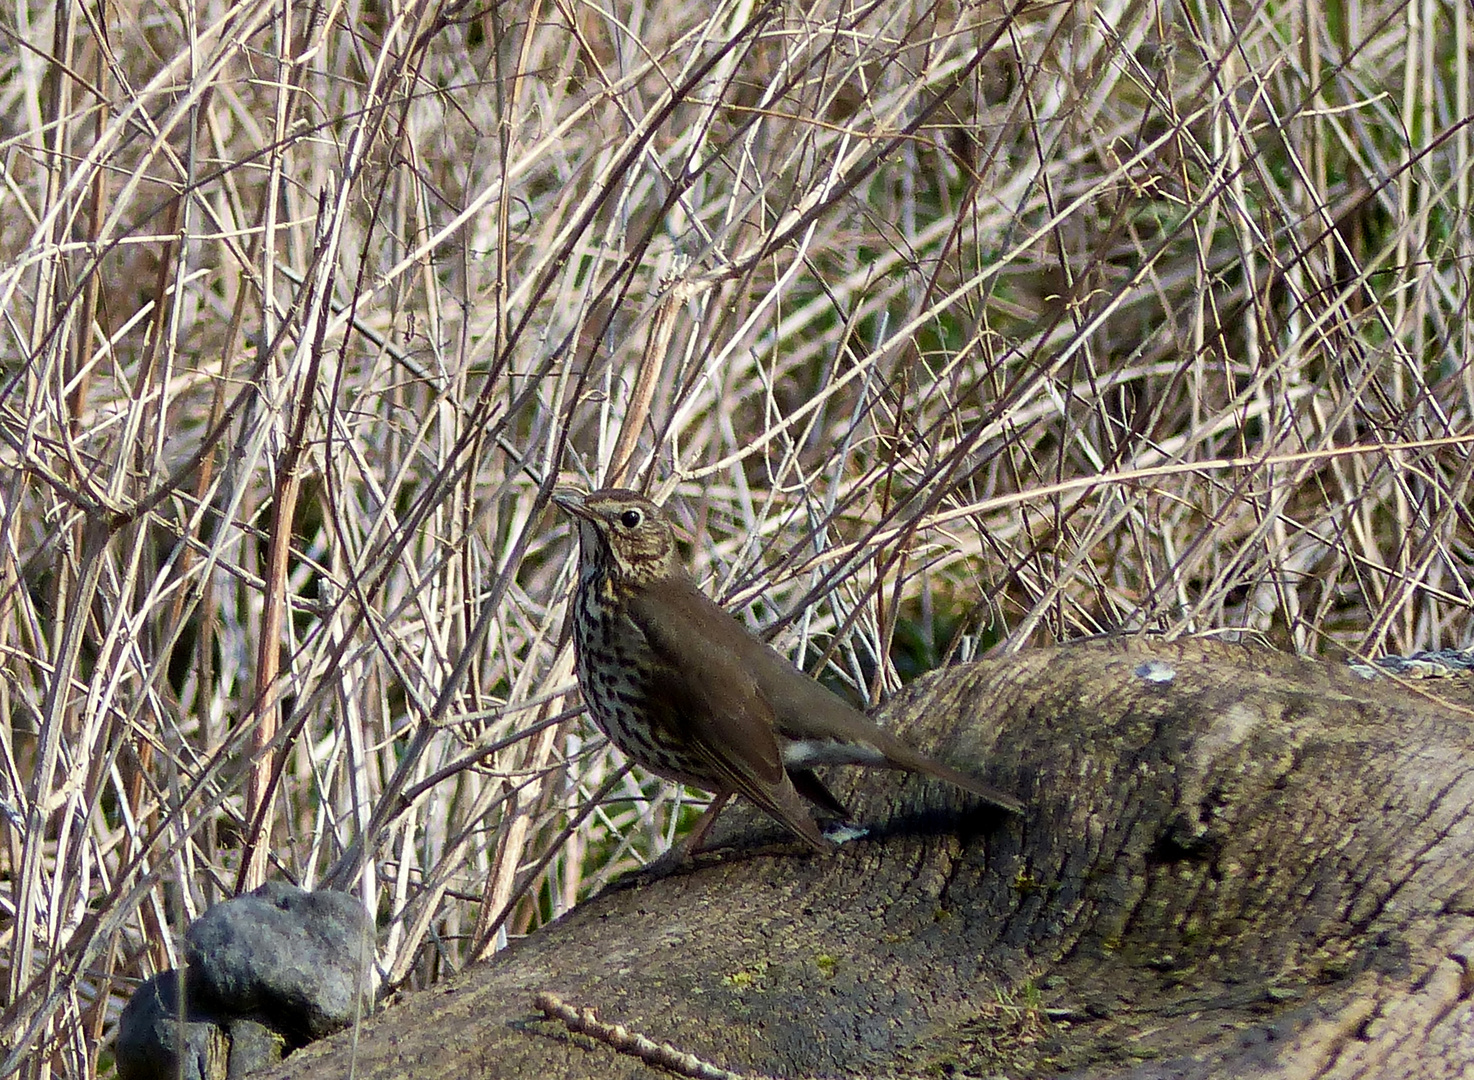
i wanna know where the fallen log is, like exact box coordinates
[268,637,1474,1079]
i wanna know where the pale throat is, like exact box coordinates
[574,524,605,582]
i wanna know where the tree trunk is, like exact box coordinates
[267,638,1474,1079]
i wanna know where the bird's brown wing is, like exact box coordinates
[625,577,831,851]
[718,589,1029,815]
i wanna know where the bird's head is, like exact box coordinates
[553,488,680,585]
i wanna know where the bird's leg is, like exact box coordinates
[675,790,732,857]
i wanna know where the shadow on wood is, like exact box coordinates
[267,637,1474,1079]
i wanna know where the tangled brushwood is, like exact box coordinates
[0,0,1469,1076]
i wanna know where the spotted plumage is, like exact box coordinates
[554,487,1023,853]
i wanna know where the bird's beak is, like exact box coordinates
[552,489,593,520]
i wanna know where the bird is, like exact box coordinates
[553,487,1024,853]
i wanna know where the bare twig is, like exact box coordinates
[534,991,773,1080]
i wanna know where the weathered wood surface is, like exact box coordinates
[268,638,1474,1079]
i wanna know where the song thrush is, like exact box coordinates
[554,487,1024,853]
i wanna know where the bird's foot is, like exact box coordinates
[821,821,870,846]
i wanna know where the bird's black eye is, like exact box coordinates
[619,509,643,529]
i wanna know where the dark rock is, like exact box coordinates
[116,885,373,1078]
[184,882,374,1044]
[223,1017,286,1077]
[114,970,227,1080]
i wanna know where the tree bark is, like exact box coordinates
[266,638,1474,1079]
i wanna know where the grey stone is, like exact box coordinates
[223,1017,286,1077]
[184,883,373,1043]
[114,970,227,1080]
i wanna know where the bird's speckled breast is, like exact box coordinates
[571,576,716,789]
